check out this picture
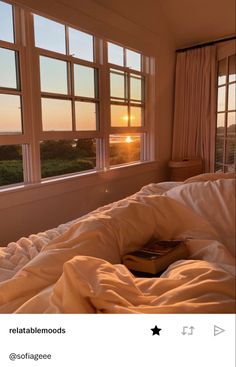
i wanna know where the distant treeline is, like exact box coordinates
[0,138,141,186]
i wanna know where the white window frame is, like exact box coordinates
[215,41,236,172]
[105,40,151,168]
[0,4,37,183]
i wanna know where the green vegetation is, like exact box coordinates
[0,138,142,186]
[0,127,234,186]
[41,159,94,178]
[0,145,23,186]
[0,160,23,186]
[40,139,96,178]
[0,140,96,186]
[40,139,96,160]
[0,145,21,160]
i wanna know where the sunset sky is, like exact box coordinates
[0,1,14,43]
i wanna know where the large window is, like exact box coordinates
[34,14,99,177]
[0,1,153,189]
[0,1,27,187]
[215,53,236,172]
[108,42,146,166]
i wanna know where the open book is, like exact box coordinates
[122,240,189,275]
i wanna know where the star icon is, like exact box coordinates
[151,325,162,335]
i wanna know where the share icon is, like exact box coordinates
[214,325,225,336]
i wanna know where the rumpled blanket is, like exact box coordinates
[0,179,235,313]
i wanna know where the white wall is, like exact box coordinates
[0,0,176,245]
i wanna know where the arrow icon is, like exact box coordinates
[188,326,195,335]
[181,326,195,335]
[214,325,225,336]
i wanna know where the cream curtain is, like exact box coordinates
[172,46,217,172]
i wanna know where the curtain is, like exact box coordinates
[172,46,217,172]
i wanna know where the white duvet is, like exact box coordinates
[0,178,235,313]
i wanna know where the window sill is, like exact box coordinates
[0,160,159,210]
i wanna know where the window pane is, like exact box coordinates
[40,56,68,94]
[217,113,225,128]
[126,49,141,71]
[130,75,142,101]
[111,105,128,127]
[216,114,224,137]
[0,94,22,133]
[130,106,142,127]
[217,86,226,112]
[0,48,18,89]
[229,55,236,83]
[41,98,72,131]
[225,138,235,166]
[215,136,224,163]
[34,15,66,54]
[218,58,227,85]
[0,1,14,43]
[75,102,97,131]
[215,163,223,172]
[0,145,23,186]
[40,139,96,178]
[228,83,236,110]
[225,164,235,172]
[69,28,93,61]
[109,134,141,166]
[110,70,125,100]
[227,112,236,135]
[108,42,124,66]
[227,112,236,169]
[74,64,95,98]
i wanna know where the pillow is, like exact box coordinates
[184,172,235,184]
[165,179,235,257]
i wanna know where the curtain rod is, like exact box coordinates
[176,35,236,53]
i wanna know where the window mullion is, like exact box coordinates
[11,6,32,184]
[98,40,110,170]
[65,25,69,56]
[127,71,131,127]
[222,56,229,171]
[71,98,76,133]
[22,11,41,183]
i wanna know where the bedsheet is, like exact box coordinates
[0,178,235,313]
[0,181,180,282]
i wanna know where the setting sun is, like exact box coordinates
[122,115,135,123]
[125,136,133,143]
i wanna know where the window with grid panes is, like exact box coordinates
[0,1,152,189]
[34,15,98,179]
[0,1,25,186]
[215,54,236,172]
[108,42,146,166]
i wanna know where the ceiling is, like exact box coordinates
[92,0,235,48]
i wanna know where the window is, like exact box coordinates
[0,1,153,189]
[69,28,94,61]
[40,139,96,178]
[108,42,146,166]
[0,145,23,186]
[109,134,141,166]
[34,15,66,54]
[34,13,99,178]
[0,1,28,188]
[215,54,236,172]
[0,1,14,43]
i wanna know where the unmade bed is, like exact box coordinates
[0,173,235,313]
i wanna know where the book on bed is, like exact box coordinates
[122,240,189,276]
